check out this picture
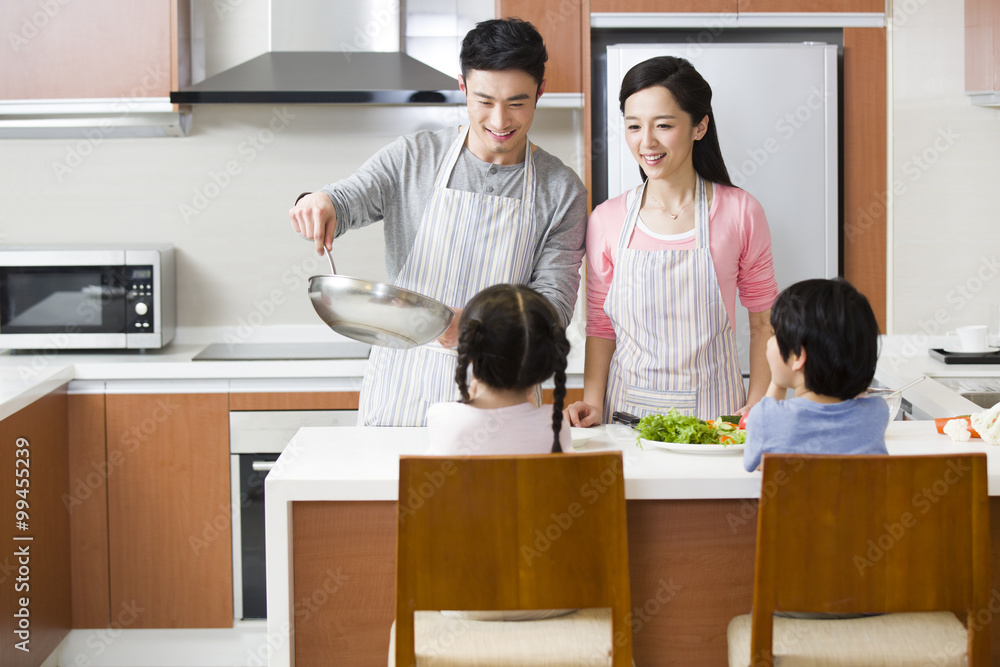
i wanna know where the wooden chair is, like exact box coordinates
[728,453,991,666]
[390,451,633,667]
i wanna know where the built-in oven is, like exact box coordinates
[230,409,358,620]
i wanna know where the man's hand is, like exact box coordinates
[289,192,337,254]
[437,307,463,349]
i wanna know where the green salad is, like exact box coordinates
[634,408,747,447]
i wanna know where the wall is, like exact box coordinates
[0,1,584,345]
[891,0,1000,336]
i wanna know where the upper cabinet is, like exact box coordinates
[738,0,883,11]
[0,0,190,136]
[965,0,1000,106]
[498,0,584,97]
[592,0,737,11]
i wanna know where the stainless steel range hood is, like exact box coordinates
[171,0,465,105]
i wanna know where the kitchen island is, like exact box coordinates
[265,422,1000,667]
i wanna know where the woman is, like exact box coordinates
[566,56,778,426]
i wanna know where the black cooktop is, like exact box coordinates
[192,341,371,361]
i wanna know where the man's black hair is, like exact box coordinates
[770,278,880,400]
[459,17,547,89]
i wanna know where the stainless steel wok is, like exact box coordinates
[308,250,454,349]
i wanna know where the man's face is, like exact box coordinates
[459,69,544,166]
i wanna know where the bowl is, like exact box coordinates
[862,387,902,424]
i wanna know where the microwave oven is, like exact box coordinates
[0,244,176,350]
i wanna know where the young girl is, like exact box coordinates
[425,283,572,456]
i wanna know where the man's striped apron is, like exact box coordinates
[359,125,537,426]
[603,175,744,421]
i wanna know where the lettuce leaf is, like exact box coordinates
[635,408,746,446]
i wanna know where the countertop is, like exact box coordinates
[262,420,1000,667]
[265,421,1000,501]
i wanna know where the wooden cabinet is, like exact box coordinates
[843,27,888,332]
[67,393,111,629]
[0,0,189,103]
[0,389,70,667]
[592,0,737,11]
[497,0,584,93]
[105,392,231,628]
[738,0,883,11]
[965,0,1000,102]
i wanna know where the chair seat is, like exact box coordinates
[388,607,614,667]
[727,611,969,666]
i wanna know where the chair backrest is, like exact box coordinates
[750,453,990,667]
[395,451,632,667]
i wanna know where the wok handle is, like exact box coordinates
[325,247,337,275]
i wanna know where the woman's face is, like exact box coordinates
[622,85,707,182]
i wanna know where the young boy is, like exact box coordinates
[743,278,888,472]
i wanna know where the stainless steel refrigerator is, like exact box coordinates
[605,42,839,374]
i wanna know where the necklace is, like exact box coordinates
[646,191,694,220]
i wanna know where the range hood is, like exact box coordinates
[171,51,464,105]
[171,0,465,105]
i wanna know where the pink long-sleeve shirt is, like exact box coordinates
[586,183,779,339]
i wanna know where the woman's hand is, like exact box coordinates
[564,401,602,428]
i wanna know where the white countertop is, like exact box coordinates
[874,335,999,418]
[265,421,1000,501]
[263,420,1000,667]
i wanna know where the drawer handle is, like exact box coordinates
[251,461,276,473]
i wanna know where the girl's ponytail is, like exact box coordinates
[455,320,480,403]
[549,323,570,453]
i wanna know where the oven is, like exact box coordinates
[230,409,357,620]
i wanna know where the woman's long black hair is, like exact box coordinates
[619,55,733,187]
[454,284,570,453]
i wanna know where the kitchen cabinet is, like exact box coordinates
[0,388,70,667]
[497,0,584,94]
[592,0,737,11]
[965,0,1000,105]
[105,392,232,629]
[843,27,888,332]
[0,0,189,103]
[738,0,883,11]
[68,393,111,629]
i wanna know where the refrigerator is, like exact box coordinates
[605,42,839,374]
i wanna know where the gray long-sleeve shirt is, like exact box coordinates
[320,126,588,325]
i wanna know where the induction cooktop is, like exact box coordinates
[192,341,371,361]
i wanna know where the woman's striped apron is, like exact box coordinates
[359,125,537,426]
[602,175,744,421]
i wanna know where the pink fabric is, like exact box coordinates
[425,401,573,455]
[585,183,779,339]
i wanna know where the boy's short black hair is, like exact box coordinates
[459,17,547,89]
[770,278,880,400]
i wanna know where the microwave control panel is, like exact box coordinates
[125,265,155,331]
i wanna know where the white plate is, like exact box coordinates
[942,346,999,355]
[640,438,744,455]
[570,428,598,445]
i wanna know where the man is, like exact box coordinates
[289,18,587,426]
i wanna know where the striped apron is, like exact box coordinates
[603,175,744,421]
[358,125,537,426]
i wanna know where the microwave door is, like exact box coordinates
[0,266,127,336]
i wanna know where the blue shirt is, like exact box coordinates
[743,396,889,472]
